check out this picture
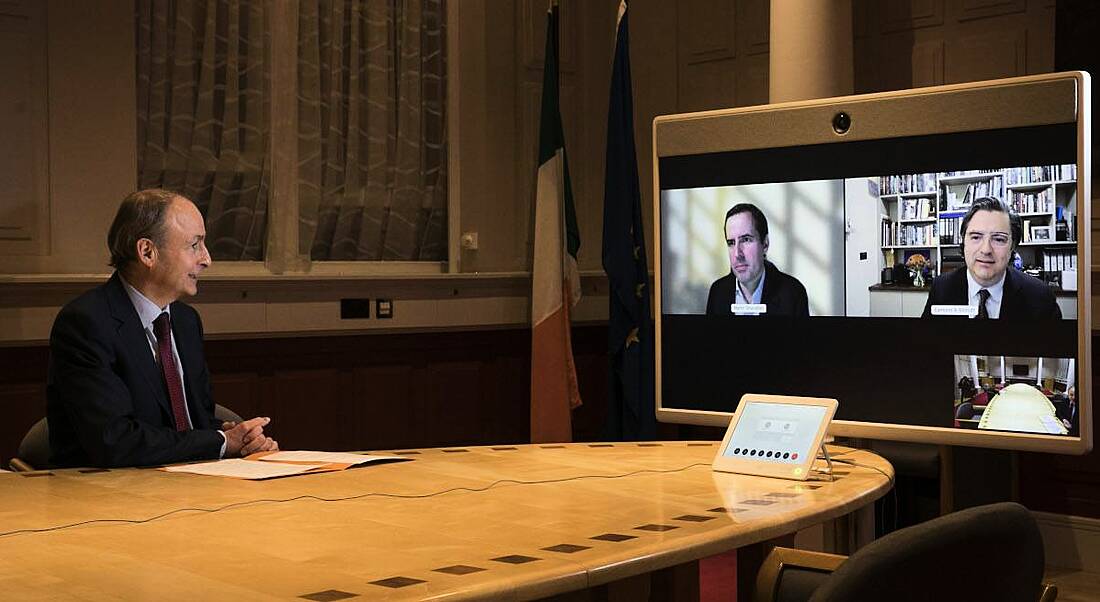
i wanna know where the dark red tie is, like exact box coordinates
[153,313,190,431]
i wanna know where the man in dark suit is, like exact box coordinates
[706,203,809,317]
[1057,385,1078,436]
[48,189,278,468]
[922,197,1061,320]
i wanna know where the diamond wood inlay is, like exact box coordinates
[432,565,485,575]
[368,577,426,589]
[673,514,715,522]
[300,589,359,601]
[708,506,747,514]
[591,533,637,542]
[635,524,679,532]
[542,543,591,553]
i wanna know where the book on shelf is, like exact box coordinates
[938,216,961,245]
[1010,188,1053,213]
[881,173,937,195]
[1042,249,1076,272]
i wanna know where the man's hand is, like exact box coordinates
[222,417,279,457]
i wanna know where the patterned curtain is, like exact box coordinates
[298,0,447,261]
[136,0,270,261]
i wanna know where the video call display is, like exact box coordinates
[658,124,1081,439]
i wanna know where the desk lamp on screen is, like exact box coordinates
[653,72,1091,454]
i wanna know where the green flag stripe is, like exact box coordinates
[537,6,580,259]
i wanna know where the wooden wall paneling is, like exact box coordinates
[853,0,871,39]
[628,0,679,267]
[265,368,350,450]
[880,0,945,33]
[568,0,616,273]
[424,360,486,446]
[519,0,577,71]
[873,32,922,92]
[356,364,416,450]
[1020,328,1100,520]
[1024,0,1055,74]
[736,0,769,56]
[517,0,545,274]
[679,0,736,63]
[853,36,877,93]
[485,354,529,444]
[0,382,45,467]
[468,1,523,272]
[911,40,945,87]
[736,54,770,107]
[0,343,47,467]
[677,0,736,112]
[209,373,260,425]
[518,80,541,271]
[678,59,737,113]
[570,327,610,443]
[944,26,1026,83]
[958,0,1025,22]
[0,0,49,256]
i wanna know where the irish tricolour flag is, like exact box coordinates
[530,1,582,443]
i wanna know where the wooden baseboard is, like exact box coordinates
[1035,511,1100,571]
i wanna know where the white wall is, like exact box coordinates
[844,177,885,316]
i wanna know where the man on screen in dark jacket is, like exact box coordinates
[706,203,809,317]
[922,197,1061,320]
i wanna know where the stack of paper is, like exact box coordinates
[162,451,410,480]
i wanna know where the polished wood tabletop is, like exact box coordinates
[0,442,892,601]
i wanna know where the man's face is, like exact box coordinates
[149,198,211,303]
[962,210,1012,288]
[725,211,768,285]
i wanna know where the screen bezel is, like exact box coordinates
[652,72,1092,454]
[712,394,838,480]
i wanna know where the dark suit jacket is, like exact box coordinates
[47,273,224,468]
[705,260,810,317]
[920,267,1062,320]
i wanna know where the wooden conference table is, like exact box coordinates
[0,442,892,601]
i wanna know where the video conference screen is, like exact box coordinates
[658,123,1081,438]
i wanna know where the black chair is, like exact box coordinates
[9,417,49,472]
[754,502,1057,602]
[8,404,246,471]
[955,401,976,420]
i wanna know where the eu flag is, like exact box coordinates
[602,1,655,441]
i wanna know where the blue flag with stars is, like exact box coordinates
[602,1,655,441]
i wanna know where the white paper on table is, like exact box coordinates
[257,450,407,465]
[163,458,330,479]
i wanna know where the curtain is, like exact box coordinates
[298,0,447,261]
[136,0,270,261]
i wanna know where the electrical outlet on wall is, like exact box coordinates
[376,298,393,319]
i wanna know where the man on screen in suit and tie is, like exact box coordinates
[706,203,809,317]
[47,189,278,468]
[921,197,1061,320]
